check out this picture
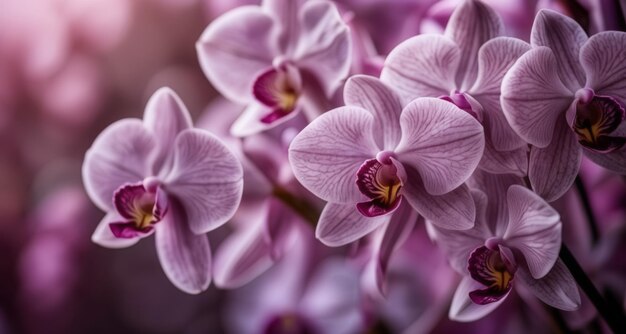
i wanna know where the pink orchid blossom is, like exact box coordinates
[501,9,626,201]
[82,87,243,293]
[381,0,531,177]
[289,75,484,247]
[196,0,351,137]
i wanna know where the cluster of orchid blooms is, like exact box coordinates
[82,0,626,332]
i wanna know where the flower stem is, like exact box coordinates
[272,186,320,227]
[574,175,599,244]
[559,244,626,332]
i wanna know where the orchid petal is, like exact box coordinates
[82,119,155,212]
[580,31,626,105]
[504,185,561,279]
[196,6,274,102]
[155,200,211,294]
[263,0,304,54]
[469,37,530,151]
[381,35,459,105]
[403,172,475,230]
[165,129,243,234]
[230,102,301,137]
[479,141,528,177]
[91,212,140,249]
[449,276,508,322]
[289,107,378,203]
[143,87,192,175]
[528,117,582,202]
[531,9,587,92]
[316,202,389,246]
[295,0,351,97]
[444,0,504,90]
[583,148,626,174]
[343,75,403,150]
[501,47,574,148]
[517,260,581,311]
[397,98,484,195]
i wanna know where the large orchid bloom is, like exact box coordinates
[502,9,626,201]
[381,0,530,177]
[289,75,484,247]
[431,173,580,321]
[82,88,244,293]
[196,0,351,137]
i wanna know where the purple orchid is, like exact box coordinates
[501,9,626,201]
[381,0,530,177]
[196,0,351,137]
[431,173,580,321]
[82,87,244,293]
[289,75,484,247]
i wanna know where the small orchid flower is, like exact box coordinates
[431,176,580,321]
[501,9,626,201]
[381,0,530,177]
[82,88,243,293]
[289,75,484,247]
[196,0,351,137]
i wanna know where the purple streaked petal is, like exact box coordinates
[403,172,475,230]
[501,47,574,148]
[381,35,459,105]
[469,37,531,151]
[444,0,503,90]
[288,107,379,203]
[504,185,561,279]
[142,87,192,175]
[82,119,156,212]
[528,116,582,202]
[91,213,140,249]
[196,6,274,102]
[396,98,484,195]
[343,75,403,150]
[109,222,153,239]
[517,260,580,311]
[580,31,626,105]
[584,147,626,174]
[479,141,528,177]
[449,276,508,322]
[531,9,587,92]
[316,202,389,246]
[294,0,351,97]
[155,199,211,294]
[263,0,304,54]
[165,129,244,234]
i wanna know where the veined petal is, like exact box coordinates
[444,0,504,90]
[294,0,351,97]
[263,0,305,54]
[165,129,244,234]
[396,98,484,195]
[344,75,403,150]
[517,260,581,311]
[381,35,459,106]
[528,117,583,202]
[584,148,626,174]
[479,141,528,177]
[82,119,155,212]
[289,107,379,203]
[580,31,626,105]
[501,47,574,148]
[531,9,587,92]
[196,6,274,102]
[449,276,508,322]
[504,185,561,279]
[403,172,475,230]
[316,202,389,246]
[143,87,192,175]
[230,102,301,137]
[91,212,140,249]
[155,199,211,294]
[469,37,531,151]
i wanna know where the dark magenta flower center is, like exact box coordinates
[253,65,301,124]
[467,246,514,305]
[263,314,316,334]
[355,157,402,217]
[109,182,168,239]
[574,95,626,153]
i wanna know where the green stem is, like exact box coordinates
[272,186,320,227]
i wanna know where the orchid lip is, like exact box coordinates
[110,182,168,239]
[355,158,403,217]
[253,65,302,125]
[467,246,514,305]
[573,95,626,153]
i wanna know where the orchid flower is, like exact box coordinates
[381,0,530,177]
[501,9,626,201]
[196,0,351,137]
[431,174,580,321]
[289,75,484,247]
[82,88,243,293]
